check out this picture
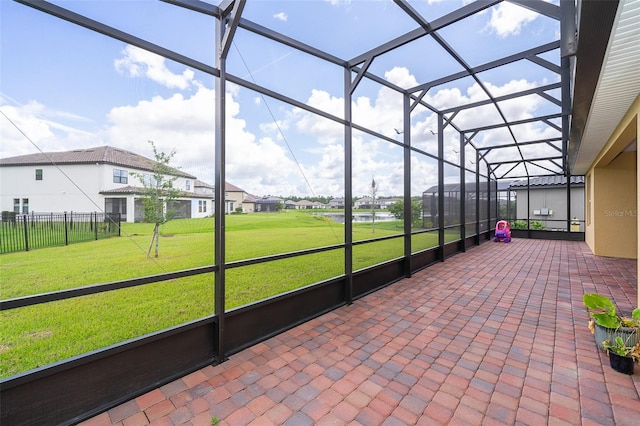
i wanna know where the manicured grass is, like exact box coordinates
[0,210,449,377]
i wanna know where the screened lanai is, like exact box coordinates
[1,0,628,424]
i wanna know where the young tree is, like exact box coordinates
[133,141,183,258]
[370,176,377,233]
[388,198,424,227]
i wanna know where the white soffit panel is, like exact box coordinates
[574,0,640,174]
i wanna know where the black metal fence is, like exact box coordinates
[0,212,121,254]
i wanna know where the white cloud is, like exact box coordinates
[0,97,101,159]
[486,2,539,38]
[273,12,287,22]
[105,86,218,183]
[114,45,195,90]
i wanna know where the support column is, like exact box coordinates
[437,113,445,261]
[403,94,412,277]
[344,68,353,304]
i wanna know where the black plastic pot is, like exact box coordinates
[609,351,635,375]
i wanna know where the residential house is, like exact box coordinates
[378,197,400,209]
[354,197,378,209]
[0,145,213,223]
[328,197,345,209]
[294,200,325,209]
[255,196,283,212]
[223,181,254,213]
[509,176,585,231]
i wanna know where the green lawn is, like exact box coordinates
[0,210,451,377]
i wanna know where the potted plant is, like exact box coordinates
[583,293,640,350]
[602,336,640,375]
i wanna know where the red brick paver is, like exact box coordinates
[80,240,640,425]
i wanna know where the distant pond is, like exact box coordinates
[316,212,396,224]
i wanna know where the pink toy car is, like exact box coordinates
[494,220,511,243]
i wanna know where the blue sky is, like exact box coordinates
[1,0,561,198]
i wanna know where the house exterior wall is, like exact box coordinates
[589,152,637,259]
[513,186,585,231]
[0,162,197,222]
[225,190,245,213]
[584,95,639,311]
[1,164,104,214]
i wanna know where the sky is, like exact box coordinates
[0,0,562,199]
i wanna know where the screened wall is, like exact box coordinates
[0,1,579,424]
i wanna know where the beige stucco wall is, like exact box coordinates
[588,152,636,259]
[584,95,639,307]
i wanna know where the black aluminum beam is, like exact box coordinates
[238,17,345,67]
[349,0,501,66]
[219,0,246,59]
[410,41,560,93]
[462,113,562,133]
[509,0,560,20]
[439,83,561,114]
[161,0,220,17]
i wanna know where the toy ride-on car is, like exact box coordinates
[493,220,511,243]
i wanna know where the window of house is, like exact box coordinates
[35,169,43,180]
[113,169,128,184]
[22,198,29,214]
[186,180,191,191]
[142,174,157,187]
[199,200,207,213]
[13,198,20,213]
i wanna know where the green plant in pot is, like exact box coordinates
[602,336,640,375]
[583,293,640,350]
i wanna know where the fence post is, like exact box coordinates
[118,213,121,236]
[94,212,98,240]
[64,212,69,246]
[23,215,29,252]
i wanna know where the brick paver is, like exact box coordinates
[80,240,639,425]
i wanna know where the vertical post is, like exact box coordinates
[567,175,572,232]
[343,67,353,304]
[562,52,573,234]
[402,93,412,277]
[526,176,531,237]
[459,133,466,250]
[437,113,445,261]
[23,214,29,252]
[94,212,98,240]
[486,173,491,240]
[64,212,69,246]
[214,14,227,363]
[475,151,480,243]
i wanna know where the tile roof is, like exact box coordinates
[0,145,196,179]
[509,176,585,188]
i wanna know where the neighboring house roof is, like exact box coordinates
[509,176,585,188]
[256,196,283,203]
[0,145,196,179]
[423,183,482,193]
[296,200,314,206]
[243,194,259,203]
[225,182,245,192]
[99,186,206,198]
[195,179,214,189]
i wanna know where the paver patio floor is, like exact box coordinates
[81,239,640,425]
